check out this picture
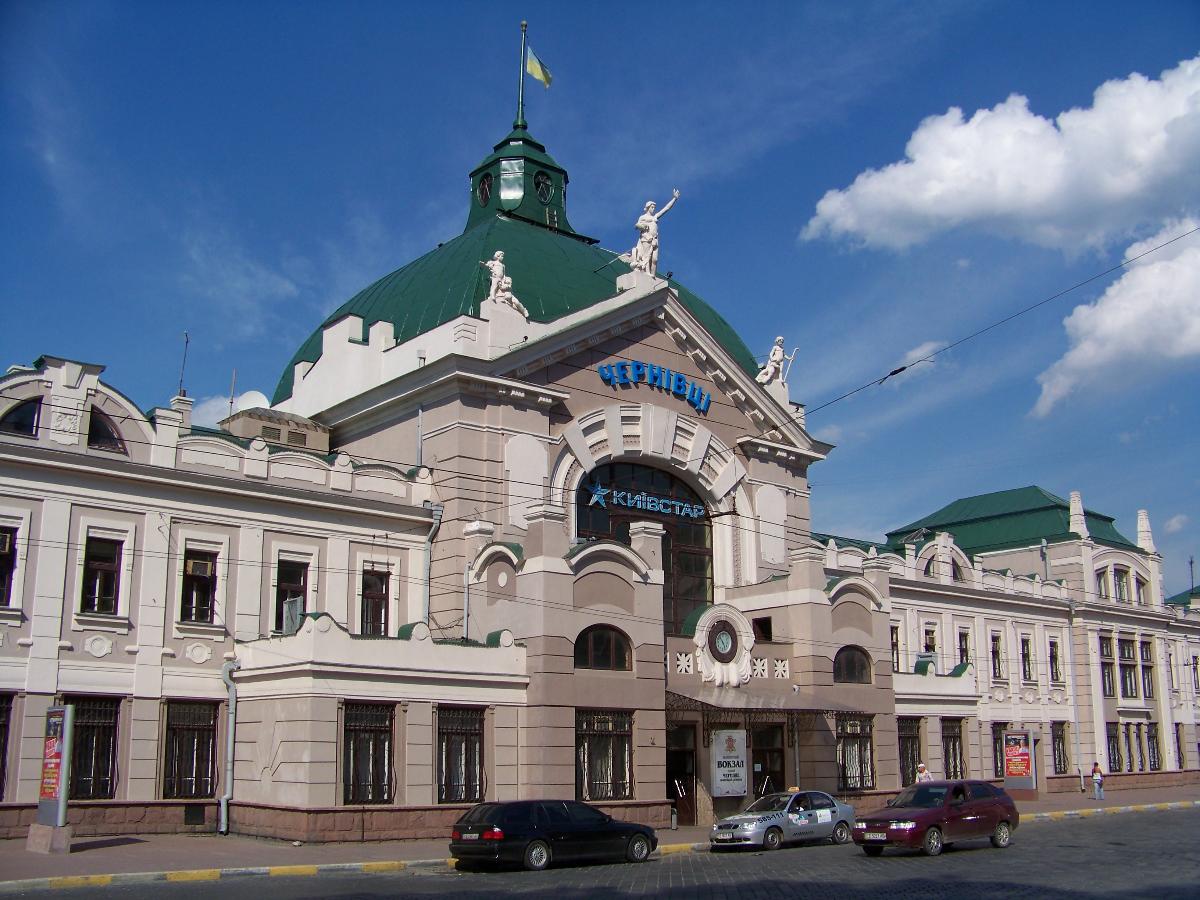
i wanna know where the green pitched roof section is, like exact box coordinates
[813,532,890,555]
[885,485,1139,555]
[1165,586,1199,607]
[272,128,759,405]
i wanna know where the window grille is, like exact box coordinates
[81,538,121,614]
[576,710,633,801]
[67,696,120,799]
[992,722,1009,778]
[1123,724,1134,773]
[835,715,875,790]
[438,706,483,804]
[1106,722,1122,773]
[897,717,921,786]
[1147,724,1161,772]
[163,702,218,798]
[344,703,393,804]
[941,718,964,780]
[1052,722,1069,775]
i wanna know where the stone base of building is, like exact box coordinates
[1044,769,1200,793]
[0,801,216,840]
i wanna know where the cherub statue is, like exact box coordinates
[480,250,506,301]
[629,189,680,274]
[494,275,529,319]
[756,336,796,385]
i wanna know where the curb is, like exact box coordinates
[3,801,1198,893]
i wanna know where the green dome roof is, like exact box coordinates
[272,131,759,405]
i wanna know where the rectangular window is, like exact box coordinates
[1020,636,1034,682]
[1052,722,1069,775]
[0,527,16,606]
[835,715,875,790]
[0,694,11,798]
[992,722,1008,778]
[1049,639,1062,682]
[890,625,900,673]
[752,617,773,642]
[1175,724,1186,769]
[1114,568,1130,602]
[1106,722,1122,773]
[1142,665,1155,700]
[1167,651,1176,690]
[957,630,970,666]
[1102,661,1116,698]
[576,709,633,800]
[438,706,484,804]
[1193,656,1200,692]
[163,701,218,799]
[923,627,937,653]
[344,702,393,804]
[1135,577,1147,605]
[1120,663,1138,699]
[1118,638,1135,661]
[1135,724,1146,772]
[1140,641,1152,663]
[1096,570,1109,600]
[180,549,217,624]
[81,538,122,614]
[360,570,389,637]
[67,696,120,799]
[990,633,1004,680]
[1099,636,1113,658]
[897,717,921,786]
[1148,724,1161,772]
[941,718,964,780]
[274,559,308,632]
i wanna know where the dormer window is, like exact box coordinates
[476,172,493,207]
[87,408,126,453]
[0,398,40,436]
[534,170,553,204]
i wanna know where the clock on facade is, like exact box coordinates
[477,173,493,207]
[708,619,738,664]
[534,171,553,204]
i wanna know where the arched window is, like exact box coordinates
[834,646,872,684]
[87,408,126,453]
[923,556,935,577]
[574,625,632,671]
[0,398,41,436]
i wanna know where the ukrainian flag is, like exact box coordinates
[526,47,552,88]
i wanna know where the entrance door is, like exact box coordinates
[666,724,697,826]
[751,725,785,796]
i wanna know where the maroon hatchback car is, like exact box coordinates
[852,779,1019,856]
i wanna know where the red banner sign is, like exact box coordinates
[1004,734,1031,778]
[39,709,67,801]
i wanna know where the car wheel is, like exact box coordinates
[863,845,884,857]
[523,839,551,871]
[990,821,1012,849]
[762,827,783,851]
[922,827,943,856]
[627,833,651,862]
[831,821,851,845]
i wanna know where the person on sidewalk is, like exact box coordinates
[916,762,933,783]
[1092,762,1105,800]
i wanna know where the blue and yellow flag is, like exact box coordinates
[526,47,552,88]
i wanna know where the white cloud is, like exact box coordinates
[802,55,1200,251]
[179,231,300,339]
[1164,514,1189,534]
[191,390,270,428]
[1033,219,1200,416]
[880,340,948,388]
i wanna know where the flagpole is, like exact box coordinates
[515,20,528,130]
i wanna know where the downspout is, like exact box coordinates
[423,503,444,623]
[219,659,242,834]
[463,560,470,642]
[1067,600,1084,792]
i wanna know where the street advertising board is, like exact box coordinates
[36,705,75,827]
[1003,728,1036,792]
[710,729,748,797]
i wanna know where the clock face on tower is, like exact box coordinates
[477,173,493,207]
[708,619,738,664]
[534,171,553,204]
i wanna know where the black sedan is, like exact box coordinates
[450,799,658,870]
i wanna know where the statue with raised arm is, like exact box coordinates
[480,250,506,301]
[629,189,680,274]
[494,275,529,319]
[756,336,794,385]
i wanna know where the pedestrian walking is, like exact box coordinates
[916,762,933,783]
[1092,762,1105,800]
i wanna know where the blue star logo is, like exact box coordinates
[586,482,610,508]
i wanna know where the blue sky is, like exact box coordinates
[2,1,1197,595]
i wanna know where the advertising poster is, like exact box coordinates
[39,709,66,802]
[710,729,747,797]
[1003,728,1036,792]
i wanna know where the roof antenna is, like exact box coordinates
[176,331,190,398]
[515,21,529,130]
[1190,555,1195,593]
[227,369,238,420]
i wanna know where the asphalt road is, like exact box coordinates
[23,807,1200,899]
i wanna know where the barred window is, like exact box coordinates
[181,550,217,624]
[163,702,218,799]
[360,571,389,637]
[890,625,900,673]
[0,694,12,798]
[576,710,633,801]
[1175,724,1186,769]
[67,696,120,799]
[81,538,121,614]
[438,706,483,804]
[1148,724,1161,772]
[1106,722,1122,773]
[990,633,1004,680]
[0,527,16,607]
[1020,637,1034,682]
[941,718,965,780]
[992,722,1009,778]
[898,717,921,786]
[1123,724,1134,773]
[344,703,393,804]
[1052,722,1069,775]
[1049,639,1062,683]
[836,715,874,791]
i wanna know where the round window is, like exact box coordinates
[708,620,738,663]
[477,173,493,207]
[534,171,553,204]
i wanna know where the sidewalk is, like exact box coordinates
[2,784,1198,892]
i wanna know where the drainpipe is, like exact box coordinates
[463,561,471,642]
[423,503,444,623]
[1066,600,1084,792]
[219,659,242,834]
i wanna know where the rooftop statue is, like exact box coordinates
[494,275,530,319]
[480,250,506,301]
[756,336,796,386]
[629,189,680,275]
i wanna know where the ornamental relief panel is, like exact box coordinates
[693,604,755,688]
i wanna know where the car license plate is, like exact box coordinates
[864,832,887,841]
[715,834,733,841]
[461,833,479,841]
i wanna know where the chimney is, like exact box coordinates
[170,395,194,433]
[1069,491,1089,539]
[1137,509,1156,553]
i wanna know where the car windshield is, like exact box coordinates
[743,793,791,813]
[891,785,949,808]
